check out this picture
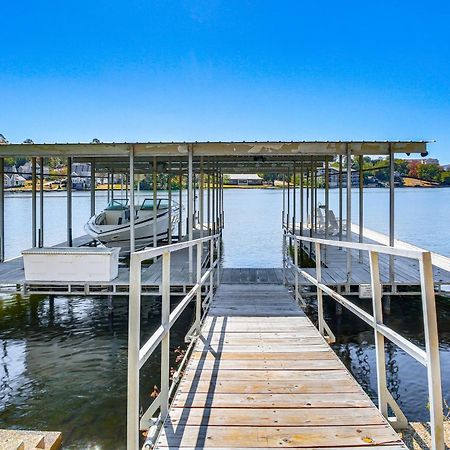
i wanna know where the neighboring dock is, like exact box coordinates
[153,282,407,449]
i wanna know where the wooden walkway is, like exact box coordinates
[154,283,407,449]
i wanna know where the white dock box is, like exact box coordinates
[22,247,120,282]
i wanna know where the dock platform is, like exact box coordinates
[153,282,407,449]
[291,225,450,294]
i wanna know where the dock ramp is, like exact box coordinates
[153,282,407,449]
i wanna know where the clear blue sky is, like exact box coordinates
[1,1,449,162]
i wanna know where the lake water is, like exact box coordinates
[0,188,449,448]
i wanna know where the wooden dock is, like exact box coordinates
[291,226,450,294]
[153,282,407,449]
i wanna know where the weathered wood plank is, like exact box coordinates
[167,407,386,427]
[156,425,404,448]
[172,392,373,409]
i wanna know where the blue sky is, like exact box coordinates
[1,1,450,162]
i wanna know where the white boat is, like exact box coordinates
[84,198,180,253]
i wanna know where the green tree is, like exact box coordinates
[416,163,443,182]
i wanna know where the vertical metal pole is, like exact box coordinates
[339,155,343,242]
[315,242,324,336]
[0,158,4,261]
[419,252,444,450]
[195,242,202,333]
[389,145,395,286]
[211,161,216,236]
[310,160,314,234]
[314,168,318,232]
[90,158,96,217]
[178,162,183,239]
[39,157,44,247]
[368,251,388,417]
[160,251,171,420]
[199,157,204,237]
[107,170,111,204]
[153,157,157,250]
[67,157,73,247]
[346,145,352,285]
[282,173,286,227]
[324,156,329,264]
[188,146,194,274]
[286,168,290,232]
[292,162,296,234]
[32,157,37,247]
[111,168,115,200]
[294,237,299,303]
[359,155,364,262]
[168,157,172,244]
[126,254,141,450]
[300,161,304,266]
[129,147,135,254]
[207,160,211,235]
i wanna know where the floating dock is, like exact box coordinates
[153,282,407,449]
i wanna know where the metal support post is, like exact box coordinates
[315,242,324,336]
[168,158,172,244]
[359,155,364,262]
[32,157,37,247]
[39,157,44,247]
[199,157,204,237]
[67,157,73,246]
[160,251,170,420]
[389,145,395,286]
[195,242,202,333]
[339,155,343,241]
[188,146,194,275]
[153,157,158,251]
[419,252,444,450]
[346,145,352,286]
[90,158,96,217]
[126,255,141,449]
[129,147,135,254]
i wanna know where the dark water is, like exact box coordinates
[0,294,194,449]
[0,188,449,448]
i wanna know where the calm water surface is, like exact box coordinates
[0,188,449,448]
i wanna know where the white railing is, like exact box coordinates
[284,229,444,450]
[127,234,220,450]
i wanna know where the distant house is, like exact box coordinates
[404,158,440,166]
[18,161,50,179]
[225,174,263,185]
[4,173,26,188]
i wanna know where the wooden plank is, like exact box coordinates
[189,350,336,360]
[156,425,404,448]
[167,407,386,427]
[185,358,343,371]
[176,379,361,394]
[182,369,351,382]
[172,392,373,409]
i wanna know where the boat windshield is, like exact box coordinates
[140,199,170,210]
[105,199,128,210]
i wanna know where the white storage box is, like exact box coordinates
[22,247,120,282]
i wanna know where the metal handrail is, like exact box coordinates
[127,233,220,450]
[283,229,444,450]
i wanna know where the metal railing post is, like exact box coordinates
[368,251,388,418]
[195,242,202,333]
[294,238,299,303]
[419,252,444,450]
[210,238,214,293]
[160,251,171,420]
[315,242,324,336]
[127,255,141,450]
